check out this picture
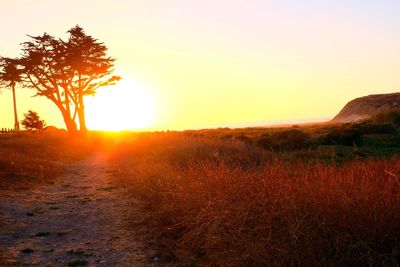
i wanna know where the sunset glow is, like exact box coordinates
[1,1,400,130]
[85,79,155,131]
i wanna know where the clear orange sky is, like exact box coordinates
[1,0,400,130]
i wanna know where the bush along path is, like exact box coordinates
[0,153,157,266]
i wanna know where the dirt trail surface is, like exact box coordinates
[0,153,157,266]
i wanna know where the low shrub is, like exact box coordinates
[372,109,400,125]
[321,127,362,146]
[257,129,310,151]
[354,123,397,135]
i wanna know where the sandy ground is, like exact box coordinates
[0,153,158,266]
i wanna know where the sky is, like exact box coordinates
[1,0,400,130]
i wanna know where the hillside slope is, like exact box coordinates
[332,93,400,123]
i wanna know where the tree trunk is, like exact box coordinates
[77,95,87,133]
[61,110,78,134]
[62,91,78,134]
[12,85,19,130]
[51,98,78,134]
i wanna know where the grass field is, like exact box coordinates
[2,121,400,265]
[0,131,92,190]
[108,122,400,266]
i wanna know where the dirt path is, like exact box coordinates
[0,153,157,266]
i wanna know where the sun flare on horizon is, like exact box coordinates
[85,79,156,131]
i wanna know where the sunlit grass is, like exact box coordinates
[110,133,400,266]
[0,132,91,189]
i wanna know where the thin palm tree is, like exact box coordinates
[0,57,22,130]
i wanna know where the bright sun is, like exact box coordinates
[85,79,155,131]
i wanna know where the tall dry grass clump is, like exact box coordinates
[110,133,400,266]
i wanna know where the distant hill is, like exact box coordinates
[332,93,400,123]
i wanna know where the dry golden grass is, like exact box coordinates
[110,133,400,266]
[0,132,92,189]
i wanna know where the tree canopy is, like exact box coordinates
[0,57,22,89]
[0,57,23,130]
[13,25,120,133]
